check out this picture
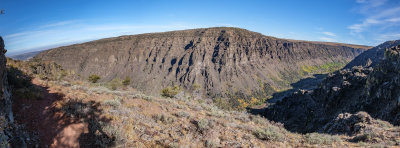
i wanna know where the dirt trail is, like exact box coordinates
[13,78,88,148]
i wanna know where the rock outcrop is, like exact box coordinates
[322,112,385,135]
[344,40,400,69]
[322,112,398,144]
[34,27,369,98]
[0,37,27,147]
[0,37,34,147]
[0,36,14,147]
[265,44,400,134]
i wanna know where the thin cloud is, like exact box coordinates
[349,0,400,45]
[3,20,205,54]
[321,32,336,37]
[39,20,81,28]
[348,18,382,33]
[349,4,400,33]
[386,17,400,22]
[355,0,387,13]
[356,0,366,3]
[320,37,337,42]
[5,32,31,38]
[376,33,400,42]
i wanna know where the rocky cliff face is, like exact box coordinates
[0,37,33,147]
[265,44,400,134]
[344,40,400,69]
[0,36,13,147]
[35,27,368,98]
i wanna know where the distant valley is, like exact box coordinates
[8,50,43,60]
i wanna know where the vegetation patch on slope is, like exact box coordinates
[300,60,348,76]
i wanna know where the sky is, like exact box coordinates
[0,0,400,55]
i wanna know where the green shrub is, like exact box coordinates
[122,77,131,86]
[205,139,216,148]
[174,111,190,118]
[250,115,268,125]
[214,98,233,110]
[195,118,210,132]
[7,66,43,100]
[55,70,68,81]
[153,114,175,124]
[213,97,255,111]
[253,126,285,142]
[14,87,43,100]
[304,133,342,145]
[353,132,377,142]
[88,74,100,83]
[102,99,121,108]
[107,78,122,90]
[161,85,181,98]
[192,83,201,90]
[7,67,31,88]
[300,61,347,75]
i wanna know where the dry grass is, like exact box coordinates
[34,78,357,147]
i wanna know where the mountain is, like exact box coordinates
[34,27,370,99]
[9,50,43,61]
[344,40,400,69]
[265,44,400,135]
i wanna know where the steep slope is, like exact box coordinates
[265,44,400,134]
[344,40,400,69]
[35,27,368,99]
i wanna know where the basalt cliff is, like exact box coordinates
[34,27,369,99]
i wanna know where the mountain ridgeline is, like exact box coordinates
[34,27,369,99]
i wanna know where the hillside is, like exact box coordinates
[34,27,369,103]
[264,44,400,145]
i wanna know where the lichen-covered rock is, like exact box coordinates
[322,112,375,135]
[0,36,35,147]
[0,36,13,148]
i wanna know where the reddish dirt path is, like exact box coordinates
[13,78,88,148]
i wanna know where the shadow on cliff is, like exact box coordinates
[9,67,114,147]
[248,74,327,115]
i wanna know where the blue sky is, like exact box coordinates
[1,0,400,55]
